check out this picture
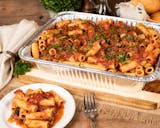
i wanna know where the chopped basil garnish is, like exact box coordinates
[104,37,110,43]
[88,44,93,48]
[83,49,89,53]
[91,34,100,42]
[126,34,132,40]
[110,26,115,34]
[118,52,129,62]
[106,54,116,60]
[71,46,77,52]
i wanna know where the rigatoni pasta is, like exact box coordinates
[31,19,160,76]
[8,89,64,128]
[31,41,39,59]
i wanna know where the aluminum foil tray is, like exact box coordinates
[19,11,160,86]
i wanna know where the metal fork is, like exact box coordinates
[84,94,97,128]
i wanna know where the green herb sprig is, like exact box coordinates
[13,60,31,77]
[40,0,82,12]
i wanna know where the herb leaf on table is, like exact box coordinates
[13,60,31,77]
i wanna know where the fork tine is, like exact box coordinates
[84,95,87,112]
[88,94,92,112]
[91,94,97,112]
[84,94,90,113]
[90,94,94,111]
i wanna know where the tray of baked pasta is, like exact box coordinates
[19,11,160,93]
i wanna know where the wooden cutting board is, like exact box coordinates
[0,0,50,26]
[18,68,160,110]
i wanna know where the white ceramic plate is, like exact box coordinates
[0,83,76,128]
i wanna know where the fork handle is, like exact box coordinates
[89,120,96,128]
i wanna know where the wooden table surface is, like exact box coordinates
[1,77,159,128]
[0,0,160,128]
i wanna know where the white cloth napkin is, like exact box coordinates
[115,2,149,21]
[0,19,38,90]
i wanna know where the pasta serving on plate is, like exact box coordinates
[8,88,64,128]
[31,18,160,76]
